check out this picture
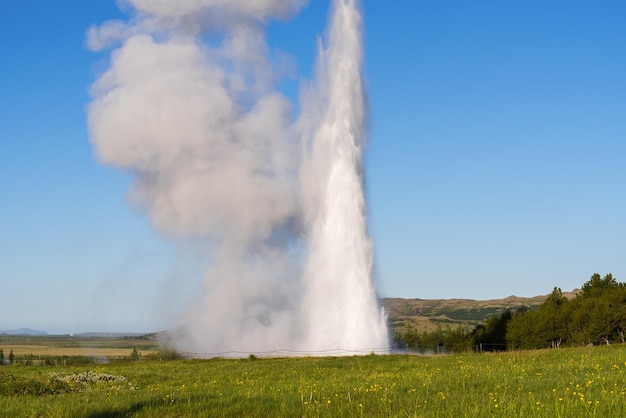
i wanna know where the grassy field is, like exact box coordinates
[0,345,144,357]
[0,335,160,359]
[2,344,626,417]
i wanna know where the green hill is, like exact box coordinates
[382,290,579,334]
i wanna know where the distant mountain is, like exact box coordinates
[382,289,580,334]
[0,328,48,336]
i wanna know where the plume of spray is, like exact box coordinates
[299,0,388,353]
[87,0,388,355]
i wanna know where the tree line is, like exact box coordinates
[394,273,626,352]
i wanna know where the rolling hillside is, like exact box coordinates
[382,290,579,334]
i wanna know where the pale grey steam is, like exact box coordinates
[87,0,388,355]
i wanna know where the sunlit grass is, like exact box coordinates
[0,345,154,357]
[2,345,626,417]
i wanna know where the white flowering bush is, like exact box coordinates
[49,371,129,390]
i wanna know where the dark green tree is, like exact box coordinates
[420,325,446,353]
[537,287,569,348]
[608,287,626,343]
[569,273,626,345]
[473,310,513,351]
[581,273,620,297]
[398,325,421,350]
[507,308,541,350]
[443,325,471,352]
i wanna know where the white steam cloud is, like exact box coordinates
[87,0,388,355]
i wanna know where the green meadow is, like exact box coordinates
[2,345,626,417]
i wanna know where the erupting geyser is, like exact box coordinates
[299,0,388,352]
[87,0,388,355]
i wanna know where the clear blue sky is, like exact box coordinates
[1,1,624,333]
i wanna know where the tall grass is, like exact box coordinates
[2,345,626,417]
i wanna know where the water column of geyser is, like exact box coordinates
[299,0,388,354]
[87,0,388,356]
